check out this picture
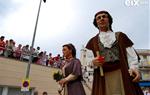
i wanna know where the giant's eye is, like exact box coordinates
[97,16,101,20]
[102,15,107,18]
[96,14,108,20]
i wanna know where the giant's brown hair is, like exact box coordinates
[63,43,76,58]
[93,11,113,31]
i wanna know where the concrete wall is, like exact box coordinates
[0,57,59,95]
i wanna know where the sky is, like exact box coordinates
[0,0,149,57]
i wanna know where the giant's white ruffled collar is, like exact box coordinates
[99,31,116,48]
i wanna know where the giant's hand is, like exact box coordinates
[128,68,141,82]
[92,56,104,67]
[58,78,67,87]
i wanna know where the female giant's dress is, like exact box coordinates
[62,58,86,95]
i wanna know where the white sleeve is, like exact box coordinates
[85,48,98,69]
[65,74,77,81]
[126,47,139,70]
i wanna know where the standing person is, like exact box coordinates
[42,91,48,95]
[0,36,5,55]
[58,43,86,95]
[4,39,14,57]
[33,91,38,95]
[86,10,144,95]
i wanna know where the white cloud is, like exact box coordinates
[0,0,149,56]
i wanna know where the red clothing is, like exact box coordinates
[49,57,54,65]
[0,40,5,50]
[14,47,22,58]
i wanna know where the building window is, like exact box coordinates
[8,88,31,95]
[0,87,2,95]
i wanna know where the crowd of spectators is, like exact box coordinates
[0,35,63,68]
[143,88,150,95]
